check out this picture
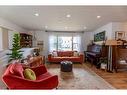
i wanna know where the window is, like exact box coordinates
[73,36,81,51]
[49,35,57,51]
[49,35,81,52]
[58,36,72,51]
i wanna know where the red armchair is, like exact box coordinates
[2,63,58,89]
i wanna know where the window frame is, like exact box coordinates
[49,34,81,51]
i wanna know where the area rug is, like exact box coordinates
[46,64,115,89]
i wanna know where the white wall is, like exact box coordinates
[92,22,127,45]
[83,22,116,50]
[83,32,94,51]
[28,31,49,56]
[83,22,123,51]
[0,17,27,32]
[34,31,49,56]
[93,23,113,40]
[0,29,2,51]
[0,27,9,50]
[2,28,8,50]
[0,17,28,50]
[112,22,127,40]
[93,22,127,44]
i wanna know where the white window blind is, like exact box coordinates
[49,34,81,52]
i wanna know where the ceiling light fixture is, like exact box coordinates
[97,15,101,19]
[34,13,39,16]
[84,26,87,29]
[66,14,71,18]
[45,26,48,29]
[65,27,68,29]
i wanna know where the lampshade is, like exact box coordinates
[105,39,118,46]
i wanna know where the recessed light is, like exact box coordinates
[97,15,101,19]
[34,13,39,16]
[84,26,87,29]
[45,26,48,29]
[66,14,71,18]
[65,27,68,29]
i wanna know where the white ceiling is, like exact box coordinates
[0,6,127,32]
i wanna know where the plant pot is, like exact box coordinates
[101,63,107,69]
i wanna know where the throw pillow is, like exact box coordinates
[52,51,58,57]
[73,51,79,57]
[9,63,24,78]
[23,68,36,80]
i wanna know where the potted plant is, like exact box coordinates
[7,33,23,63]
[96,57,108,69]
[100,57,108,70]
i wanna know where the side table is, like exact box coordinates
[61,61,73,72]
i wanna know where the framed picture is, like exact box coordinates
[115,31,125,40]
[94,31,106,42]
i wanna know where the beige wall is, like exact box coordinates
[2,28,8,50]
[0,29,2,51]
[0,27,9,50]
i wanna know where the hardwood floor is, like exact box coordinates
[85,62,127,89]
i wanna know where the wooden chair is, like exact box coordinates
[23,56,45,68]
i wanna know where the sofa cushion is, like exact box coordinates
[9,63,24,78]
[57,51,74,57]
[36,72,51,80]
[23,68,36,80]
[52,51,58,57]
[73,51,79,57]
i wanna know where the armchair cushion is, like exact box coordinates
[9,63,24,78]
[23,68,36,80]
[30,65,47,76]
